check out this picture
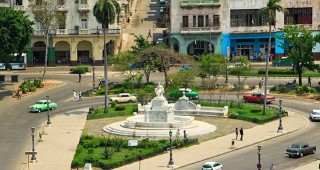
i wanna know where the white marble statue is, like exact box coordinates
[155,82,164,97]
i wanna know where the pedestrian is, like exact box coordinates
[18,90,22,100]
[73,90,77,101]
[259,78,264,89]
[308,76,311,86]
[153,23,156,30]
[148,29,152,37]
[270,163,275,170]
[239,127,244,141]
[141,19,144,23]
[235,127,238,140]
[78,91,82,101]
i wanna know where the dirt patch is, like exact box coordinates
[83,116,257,142]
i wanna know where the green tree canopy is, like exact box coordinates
[279,25,320,85]
[0,7,33,63]
[93,0,120,28]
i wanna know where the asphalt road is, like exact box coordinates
[0,71,319,170]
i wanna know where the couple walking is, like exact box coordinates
[235,127,244,140]
[72,90,82,101]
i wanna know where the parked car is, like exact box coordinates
[168,88,199,100]
[180,64,192,71]
[129,62,144,70]
[285,142,316,158]
[272,57,293,66]
[243,92,276,104]
[29,100,58,113]
[227,62,249,69]
[159,0,165,4]
[202,162,223,170]
[109,93,137,103]
[310,109,320,121]
[160,6,166,14]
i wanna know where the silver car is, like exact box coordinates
[310,110,320,121]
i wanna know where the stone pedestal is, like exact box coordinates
[145,96,174,122]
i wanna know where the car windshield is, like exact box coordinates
[291,144,301,148]
[312,111,320,115]
[36,102,44,104]
[202,164,212,168]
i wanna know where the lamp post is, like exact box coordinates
[167,130,174,168]
[92,56,96,90]
[46,96,51,126]
[31,127,37,162]
[257,145,262,170]
[277,99,284,133]
[225,47,230,85]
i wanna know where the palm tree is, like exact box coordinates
[258,0,287,114]
[93,0,120,113]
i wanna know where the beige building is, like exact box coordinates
[0,0,132,66]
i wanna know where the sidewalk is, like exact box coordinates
[20,107,307,170]
[22,108,88,170]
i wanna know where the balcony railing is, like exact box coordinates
[78,4,89,11]
[56,5,68,12]
[180,26,220,33]
[180,0,221,7]
[34,28,121,36]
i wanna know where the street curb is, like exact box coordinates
[173,112,308,170]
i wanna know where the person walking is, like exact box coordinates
[235,128,238,140]
[308,76,311,86]
[239,128,244,141]
[18,90,22,100]
[148,29,152,38]
[78,91,82,101]
[270,163,275,170]
[73,90,77,101]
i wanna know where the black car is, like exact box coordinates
[285,142,316,158]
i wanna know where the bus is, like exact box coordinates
[0,53,27,70]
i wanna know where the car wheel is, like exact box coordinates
[300,152,304,157]
[128,100,133,103]
[313,149,316,154]
[288,155,292,158]
[38,109,41,113]
[243,99,248,103]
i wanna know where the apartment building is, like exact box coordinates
[0,0,131,66]
[170,0,320,59]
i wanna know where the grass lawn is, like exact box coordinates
[87,104,138,120]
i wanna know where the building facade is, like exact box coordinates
[0,0,131,66]
[170,0,320,59]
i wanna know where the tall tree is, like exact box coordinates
[93,0,120,113]
[258,0,287,114]
[29,0,63,80]
[140,46,188,86]
[0,7,33,67]
[279,26,320,85]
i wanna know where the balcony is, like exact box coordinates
[180,26,220,34]
[180,0,221,7]
[13,5,25,11]
[78,4,90,12]
[56,5,68,12]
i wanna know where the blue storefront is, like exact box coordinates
[221,32,284,60]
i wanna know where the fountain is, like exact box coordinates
[103,83,217,137]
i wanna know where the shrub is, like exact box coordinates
[228,111,239,119]
[295,85,316,94]
[251,108,262,113]
[70,65,89,74]
[115,105,125,111]
[88,148,94,154]
[102,147,113,159]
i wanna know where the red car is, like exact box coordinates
[243,92,275,104]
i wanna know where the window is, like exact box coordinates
[81,19,88,29]
[285,8,312,25]
[193,16,196,27]
[198,15,204,27]
[205,15,209,27]
[80,0,87,4]
[0,0,6,3]
[230,9,269,27]
[182,16,188,27]
[58,13,66,29]
[213,15,220,26]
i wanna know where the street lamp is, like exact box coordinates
[257,145,262,170]
[277,99,284,133]
[46,96,51,126]
[167,130,174,168]
[31,127,37,162]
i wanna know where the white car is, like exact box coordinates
[159,0,165,4]
[109,93,137,103]
[227,62,249,69]
[202,162,223,170]
[310,110,320,121]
